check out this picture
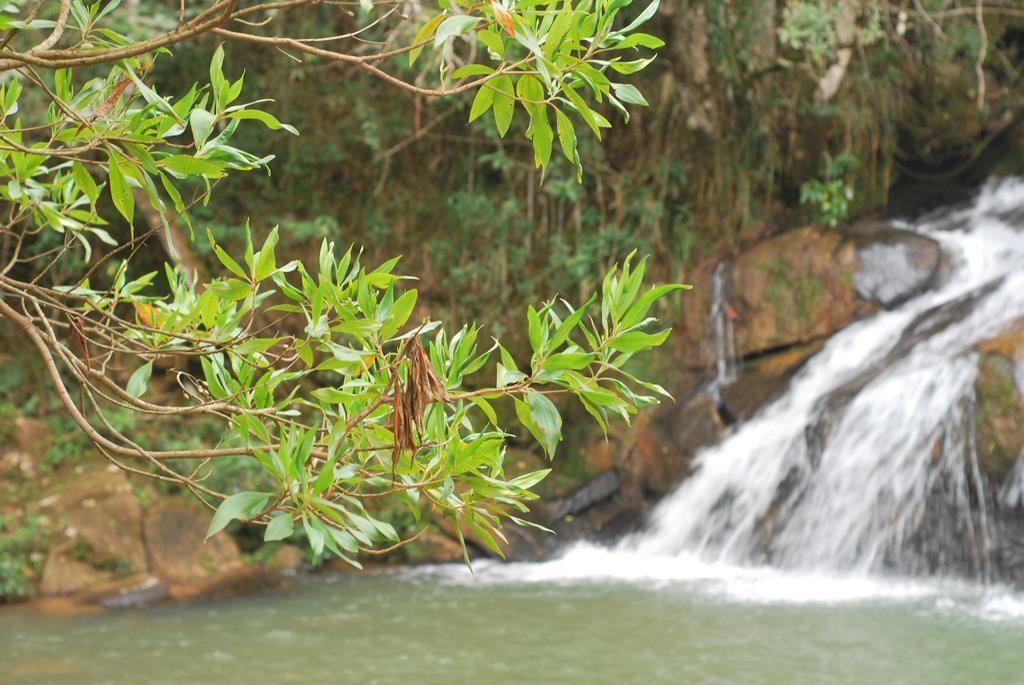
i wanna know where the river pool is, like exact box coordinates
[3,548,1024,685]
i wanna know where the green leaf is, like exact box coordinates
[610,329,671,353]
[434,15,480,48]
[206,492,272,540]
[207,278,252,301]
[544,352,596,371]
[160,154,227,178]
[508,468,551,490]
[451,64,495,79]
[620,283,687,329]
[106,153,134,224]
[516,74,545,112]
[126,361,153,398]
[409,13,445,65]
[254,226,279,281]
[470,396,499,426]
[190,108,215,147]
[550,295,594,350]
[227,109,299,136]
[469,84,494,123]
[497,363,527,387]
[207,229,248,279]
[545,10,573,58]
[302,516,326,559]
[526,390,561,458]
[621,0,660,33]
[608,58,654,75]
[210,44,228,107]
[611,83,649,106]
[491,75,515,136]
[264,514,294,542]
[72,162,99,207]
[477,28,505,56]
[554,109,581,181]
[381,288,417,338]
[563,84,601,139]
[614,32,664,50]
[531,117,554,170]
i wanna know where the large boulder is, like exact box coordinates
[38,548,116,596]
[730,227,858,357]
[142,499,244,584]
[849,221,942,309]
[37,466,147,596]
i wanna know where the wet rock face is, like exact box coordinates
[730,227,858,358]
[975,351,1024,481]
[719,341,824,424]
[851,223,942,309]
[624,393,725,495]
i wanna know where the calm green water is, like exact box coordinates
[3,554,1024,685]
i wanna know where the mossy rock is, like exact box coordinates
[975,353,1024,481]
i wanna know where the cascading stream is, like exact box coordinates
[705,262,739,409]
[622,178,1024,579]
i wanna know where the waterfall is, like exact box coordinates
[706,262,738,408]
[624,178,1024,579]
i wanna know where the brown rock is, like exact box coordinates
[731,227,857,357]
[168,567,287,601]
[39,545,115,596]
[265,544,307,575]
[43,464,135,510]
[65,491,147,573]
[678,259,717,369]
[404,530,465,564]
[978,326,1024,359]
[720,340,825,423]
[623,392,724,494]
[36,465,147,597]
[81,574,171,608]
[143,499,244,584]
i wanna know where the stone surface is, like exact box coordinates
[730,227,858,357]
[38,546,114,596]
[265,544,308,575]
[36,466,147,596]
[84,575,171,608]
[850,221,942,309]
[547,470,622,521]
[623,393,725,495]
[404,530,465,564]
[142,499,244,584]
[975,352,1024,481]
[720,340,825,423]
[678,259,718,369]
[65,492,147,573]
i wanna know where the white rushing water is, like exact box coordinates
[705,261,739,407]
[438,178,1024,613]
[629,178,1024,574]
